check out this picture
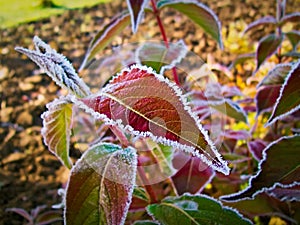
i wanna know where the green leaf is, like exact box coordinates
[15,36,91,98]
[127,0,149,33]
[157,0,223,49]
[267,60,300,125]
[256,34,283,71]
[133,221,160,225]
[147,194,252,225]
[41,97,73,168]
[80,12,131,70]
[285,30,300,51]
[257,63,292,87]
[65,142,137,225]
[221,135,300,201]
[209,99,248,123]
[136,40,187,74]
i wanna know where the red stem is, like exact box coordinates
[150,0,180,85]
[137,157,158,203]
[109,125,130,147]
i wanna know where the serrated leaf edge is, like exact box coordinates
[267,182,300,202]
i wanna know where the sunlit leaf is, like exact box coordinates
[256,34,283,71]
[15,36,90,98]
[280,12,300,26]
[255,85,281,115]
[136,40,187,74]
[127,0,149,33]
[257,63,292,87]
[65,142,137,225]
[73,65,229,175]
[41,97,73,168]
[221,135,300,201]
[244,16,277,34]
[267,60,300,125]
[80,12,131,70]
[172,152,215,195]
[157,0,223,48]
[147,194,252,225]
[285,30,300,50]
[209,99,248,123]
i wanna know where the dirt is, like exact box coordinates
[1,0,299,224]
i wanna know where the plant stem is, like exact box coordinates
[109,125,130,147]
[150,0,180,85]
[137,157,158,203]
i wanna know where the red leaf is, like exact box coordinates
[280,12,300,26]
[127,0,149,33]
[267,60,300,125]
[256,34,283,71]
[244,16,277,34]
[172,152,215,195]
[255,85,281,115]
[75,65,229,175]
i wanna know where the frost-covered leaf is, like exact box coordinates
[285,30,300,50]
[172,152,215,195]
[127,0,149,33]
[65,142,137,225]
[255,85,281,115]
[268,183,300,201]
[267,60,300,125]
[15,36,90,98]
[136,40,187,74]
[256,34,283,71]
[209,99,248,123]
[41,97,73,168]
[147,194,252,225]
[221,135,300,201]
[244,16,277,34]
[80,12,131,70]
[157,0,223,48]
[257,63,292,87]
[73,65,229,175]
[247,139,266,161]
[280,12,300,26]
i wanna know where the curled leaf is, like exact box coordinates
[267,59,300,125]
[157,0,223,49]
[127,0,149,33]
[15,36,90,98]
[65,142,137,225]
[221,135,300,201]
[71,65,229,175]
[41,97,73,168]
[256,34,283,71]
[80,12,131,70]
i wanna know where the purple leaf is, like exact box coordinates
[36,210,62,225]
[267,60,300,125]
[221,135,300,201]
[256,34,283,71]
[65,142,137,225]
[223,130,250,140]
[80,12,131,70]
[157,0,223,49]
[268,183,300,201]
[172,152,215,195]
[6,208,32,223]
[280,12,300,26]
[41,97,73,168]
[247,139,266,161]
[255,85,281,115]
[257,63,292,87]
[73,65,229,175]
[285,30,300,50]
[127,0,149,33]
[15,36,90,98]
[244,16,277,34]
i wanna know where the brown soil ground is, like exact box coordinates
[1,0,299,224]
